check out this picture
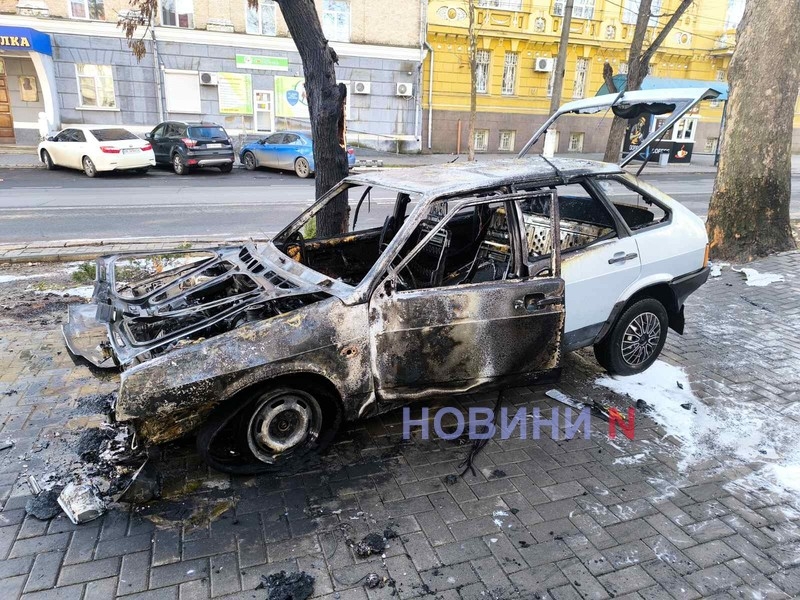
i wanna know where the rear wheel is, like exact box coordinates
[82,156,97,178]
[294,157,311,178]
[218,162,233,173]
[41,150,56,170]
[594,298,668,376]
[196,382,341,475]
[172,153,188,175]
[242,151,257,171]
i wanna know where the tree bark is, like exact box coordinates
[706,0,799,261]
[602,0,694,163]
[275,0,349,237]
[467,0,477,161]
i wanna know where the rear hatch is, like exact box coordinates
[187,125,233,156]
[517,87,720,166]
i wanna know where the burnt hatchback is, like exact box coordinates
[64,89,714,474]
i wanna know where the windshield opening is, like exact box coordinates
[272,183,422,287]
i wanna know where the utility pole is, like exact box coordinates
[544,0,574,156]
[467,0,477,161]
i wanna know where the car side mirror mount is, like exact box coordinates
[144,132,152,141]
[46,136,56,142]
[258,138,266,144]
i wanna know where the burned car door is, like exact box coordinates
[368,192,565,401]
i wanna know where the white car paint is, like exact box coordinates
[38,126,155,175]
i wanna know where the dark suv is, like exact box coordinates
[145,121,235,175]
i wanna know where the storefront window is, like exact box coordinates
[76,65,116,109]
[246,0,277,36]
[322,1,350,42]
[69,0,105,20]
[162,0,194,28]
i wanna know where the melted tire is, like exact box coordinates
[196,381,341,475]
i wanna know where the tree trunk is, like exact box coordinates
[602,0,652,163]
[467,0,477,161]
[706,0,799,261]
[275,0,349,236]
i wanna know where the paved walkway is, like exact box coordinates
[0,249,798,599]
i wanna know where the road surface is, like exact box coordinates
[1,166,798,243]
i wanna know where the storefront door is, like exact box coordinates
[0,59,15,143]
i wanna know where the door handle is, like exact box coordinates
[514,294,564,311]
[608,252,638,264]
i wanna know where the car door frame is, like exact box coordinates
[47,129,72,165]
[149,124,168,164]
[367,189,565,404]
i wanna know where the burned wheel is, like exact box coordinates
[594,298,668,376]
[196,382,341,475]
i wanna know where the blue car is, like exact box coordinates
[239,130,356,178]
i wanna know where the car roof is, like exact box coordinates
[65,125,131,130]
[345,156,623,196]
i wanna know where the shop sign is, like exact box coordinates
[218,72,253,114]
[235,54,289,71]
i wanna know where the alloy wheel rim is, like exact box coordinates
[174,156,182,172]
[297,159,308,176]
[245,153,255,169]
[620,312,661,366]
[247,391,322,464]
[84,159,94,175]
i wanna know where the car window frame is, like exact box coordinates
[55,129,73,142]
[151,124,167,140]
[264,133,284,144]
[283,134,300,145]
[589,174,673,235]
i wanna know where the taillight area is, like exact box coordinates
[100,146,121,154]
[182,138,197,148]
[141,143,152,151]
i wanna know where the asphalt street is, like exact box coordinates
[1,165,799,243]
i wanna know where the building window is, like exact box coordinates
[618,61,629,75]
[477,0,523,10]
[163,70,201,113]
[76,64,116,108]
[474,129,489,152]
[621,0,662,27]
[553,0,595,20]
[568,132,584,152]
[69,0,104,20]
[322,0,350,42]
[162,0,194,28]
[246,0,277,36]
[704,137,719,154]
[476,50,490,94]
[605,25,616,39]
[674,118,696,142]
[499,130,515,152]
[715,69,726,82]
[710,98,720,108]
[501,52,518,96]
[573,57,588,99]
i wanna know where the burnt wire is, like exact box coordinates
[458,389,505,478]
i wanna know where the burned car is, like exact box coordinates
[64,88,713,474]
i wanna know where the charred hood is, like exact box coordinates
[63,244,332,368]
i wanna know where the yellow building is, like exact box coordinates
[423,0,800,155]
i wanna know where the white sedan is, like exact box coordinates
[38,126,155,177]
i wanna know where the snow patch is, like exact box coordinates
[595,360,798,473]
[732,267,785,287]
[0,272,60,284]
[709,261,729,277]
[34,286,94,299]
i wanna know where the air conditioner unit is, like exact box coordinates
[353,81,371,95]
[199,72,218,86]
[395,82,413,97]
[535,58,555,72]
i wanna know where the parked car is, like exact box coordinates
[38,126,155,177]
[145,121,235,175]
[239,130,356,178]
[64,88,716,474]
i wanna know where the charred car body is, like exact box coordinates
[64,89,714,474]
